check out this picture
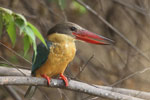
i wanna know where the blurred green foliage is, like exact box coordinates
[48,0,66,9]
[58,0,66,10]
[48,0,86,14]
[72,1,86,14]
[0,7,47,59]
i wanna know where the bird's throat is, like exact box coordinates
[47,33,75,43]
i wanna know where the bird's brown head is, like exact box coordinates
[47,22,114,45]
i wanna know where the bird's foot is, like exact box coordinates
[41,74,51,85]
[59,73,68,86]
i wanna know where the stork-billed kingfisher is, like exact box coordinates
[24,22,113,98]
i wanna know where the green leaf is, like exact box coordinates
[72,1,86,14]
[0,11,3,36]
[32,40,37,63]
[0,7,39,57]
[23,25,37,60]
[6,17,16,46]
[3,13,12,24]
[15,18,26,34]
[0,7,13,15]
[29,36,33,45]
[23,35,30,56]
[14,14,27,34]
[14,13,27,25]
[23,25,35,42]
[27,22,47,47]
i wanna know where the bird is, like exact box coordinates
[24,22,114,98]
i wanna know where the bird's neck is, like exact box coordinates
[47,33,75,43]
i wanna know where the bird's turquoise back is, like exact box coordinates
[31,41,52,75]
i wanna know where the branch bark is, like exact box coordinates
[96,85,150,100]
[0,76,144,100]
[0,67,150,100]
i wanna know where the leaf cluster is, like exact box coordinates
[0,7,47,58]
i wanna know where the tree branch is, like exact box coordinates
[0,67,149,100]
[0,76,144,100]
[0,67,30,76]
[96,85,150,100]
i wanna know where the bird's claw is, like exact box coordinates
[60,73,69,86]
[41,74,51,85]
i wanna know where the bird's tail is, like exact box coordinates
[24,85,37,98]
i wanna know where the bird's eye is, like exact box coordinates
[70,27,77,31]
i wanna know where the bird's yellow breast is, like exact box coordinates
[35,33,76,77]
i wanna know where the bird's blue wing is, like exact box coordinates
[31,41,52,75]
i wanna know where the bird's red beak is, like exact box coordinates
[72,30,114,45]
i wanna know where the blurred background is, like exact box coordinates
[0,0,150,100]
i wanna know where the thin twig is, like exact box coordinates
[75,0,150,61]
[110,67,150,87]
[0,56,27,76]
[13,86,36,100]
[0,66,30,76]
[36,87,50,100]
[42,0,64,20]
[75,54,94,78]
[111,0,149,16]
[98,0,104,13]
[122,4,150,40]
[0,59,30,69]
[58,0,67,21]
[0,41,32,64]
[4,86,22,100]
[20,0,36,15]
[57,88,70,100]
[111,46,150,87]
